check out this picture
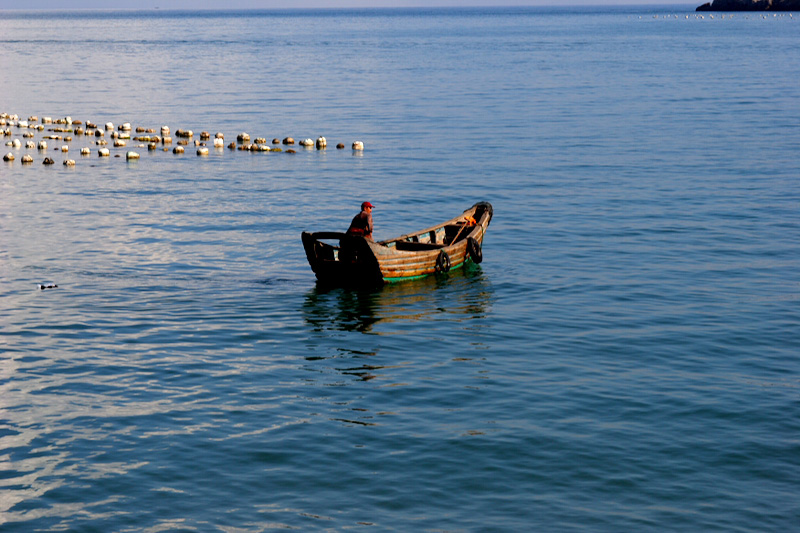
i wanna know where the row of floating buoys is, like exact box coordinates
[2,112,365,166]
[640,13,794,20]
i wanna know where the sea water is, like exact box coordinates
[1,6,798,531]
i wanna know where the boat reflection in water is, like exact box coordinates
[300,265,495,420]
[301,263,494,337]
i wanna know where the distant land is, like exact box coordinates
[697,0,800,10]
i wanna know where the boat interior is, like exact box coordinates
[385,221,476,251]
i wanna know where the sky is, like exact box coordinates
[0,1,700,10]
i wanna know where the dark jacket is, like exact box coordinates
[347,210,373,239]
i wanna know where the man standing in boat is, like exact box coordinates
[346,201,374,240]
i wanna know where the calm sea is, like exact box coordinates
[1,5,798,531]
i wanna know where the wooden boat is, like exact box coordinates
[302,201,492,286]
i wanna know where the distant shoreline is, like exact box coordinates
[697,0,800,11]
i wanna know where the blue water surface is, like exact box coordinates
[1,6,798,532]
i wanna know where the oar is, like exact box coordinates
[449,216,475,244]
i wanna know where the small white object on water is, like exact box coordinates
[42,117,53,124]
[22,154,33,163]
[105,122,114,131]
[114,139,127,147]
[120,122,132,131]
[61,145,69,152]
[213,137,224,148]
[215,132,224,139]
[98,148,110,157]
[352,141,364,150]
[25,141,35,149]
[18,120,28,128]
[300,138,314,147]
[63,159,76,166]
[81,147,91,155]
[126,151,140,160]
[3,152,14,161]
[38,140,47,150]
[316,136,327,149]
[197,147,209,156]
[173,146,184,154]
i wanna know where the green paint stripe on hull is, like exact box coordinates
[382,259,468,284]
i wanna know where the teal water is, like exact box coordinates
[1,6,799,531]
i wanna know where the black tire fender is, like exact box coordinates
[435,250,451,273]
[467,237,483,264]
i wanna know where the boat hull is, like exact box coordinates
[302,202,492,286]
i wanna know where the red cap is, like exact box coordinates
[362,201,374,209]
